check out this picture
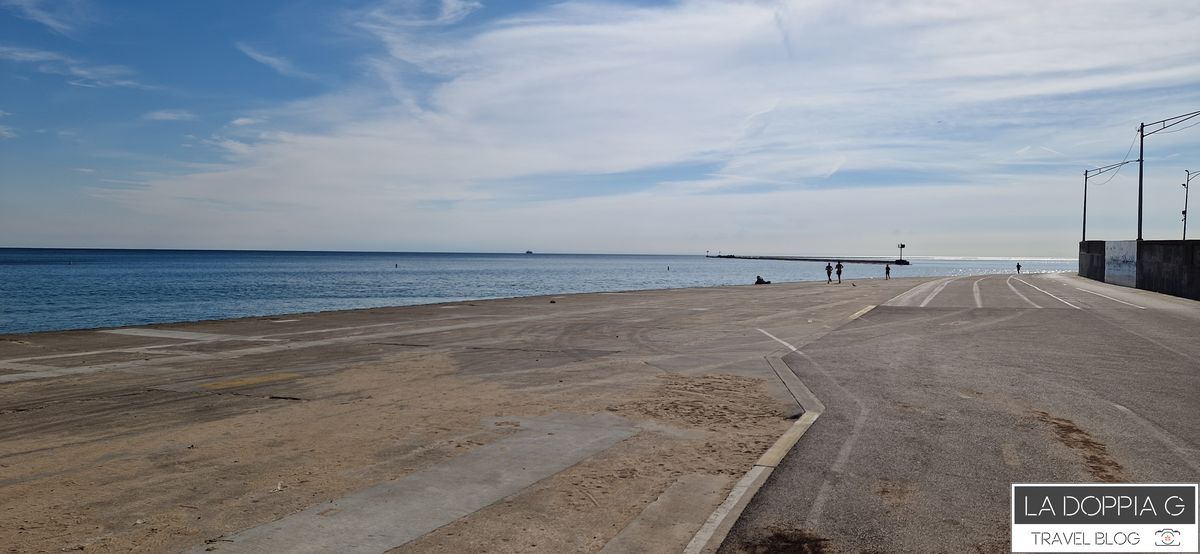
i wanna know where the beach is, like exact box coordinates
[0,277,918,552]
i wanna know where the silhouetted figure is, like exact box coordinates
[885,264,891,280]
[835,262,844,284]
[755,275,770,285]
[825,262,833,283]
[1016,262,1022,274]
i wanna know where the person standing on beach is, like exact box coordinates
[885,264,891,280]
[1016,262,1022,274]
[835,261,844,284]
[825,262,833,283]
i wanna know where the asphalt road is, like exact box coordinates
[721,272,1200,553]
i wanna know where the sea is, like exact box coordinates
[0,249,1076,335]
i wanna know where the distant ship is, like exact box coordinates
[525,250,533,254]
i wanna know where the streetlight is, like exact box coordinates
[1185,170,1197,240]
[1082,160,1135,241]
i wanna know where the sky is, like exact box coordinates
[1,0,1198,257]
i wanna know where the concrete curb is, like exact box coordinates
[681,354,826,554]
[683,306,876,554]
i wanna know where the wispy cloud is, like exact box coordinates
[0,0,90,36]
[143,109,197,121]
[230,117,262,126]
[0,126,15,139]
[0,45,143,88]
[79,1,1200,254]
[234,42,315,79]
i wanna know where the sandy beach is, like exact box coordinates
[0,278,923,552]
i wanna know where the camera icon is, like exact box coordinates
[1155,528,1181,547]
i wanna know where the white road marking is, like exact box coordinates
[972,277,985,308]
[1075,287,1146,309]
[757,328,798,352]
[805,407,870,527]
[847,305,875,320]
[1111,402,1200,473]
[919,277,956,307]
[883,277,949,307]
[1005,276,1041,308]
[1013,277,1080,309]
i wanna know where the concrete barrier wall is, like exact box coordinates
[1136,240,1200,301]
[1103,240,1138,287]
[1078,239,1200,301]
[1078,241,1105,281]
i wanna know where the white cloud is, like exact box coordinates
[0,45,142,88]
[73,167,96,173]
[235,42,316,79]
[87,0,1200,254]
[230,117,262,126]
[0,125,15,139]
[0,0,89,36]
[143,109,196,121]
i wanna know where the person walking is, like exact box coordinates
[835,261,844,284]
[1016,262,1022,274]
[885,263,891,280]
[825,262,833,284]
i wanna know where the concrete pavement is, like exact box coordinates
[720,272,1200,553]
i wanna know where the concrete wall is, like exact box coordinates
[1104,240,1138,287]
[1078,239,1200,301]
[1078,241,1105,282]
[1136,240,1200,301]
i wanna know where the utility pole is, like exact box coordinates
[1135,109,1200,241]
[1137,122,1144,240]
[1082,170,1087,242]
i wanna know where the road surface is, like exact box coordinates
[721,272,1200,553]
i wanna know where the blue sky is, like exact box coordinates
[2,0,1199,256]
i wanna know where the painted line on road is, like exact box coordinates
[972,277,985,308]
[1075,288,1146,309]
[756,328,798,352]
[883,277,948,307]
[805,407,871,527]
[1111,403,1200,473]
[1005,276,1041,308]
[919,277,957,307]
[1014,277,1081,310]
[847,305,875,320]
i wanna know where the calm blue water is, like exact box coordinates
[0,249,1075,334]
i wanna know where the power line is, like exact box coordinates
[1156,118,1200,135]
